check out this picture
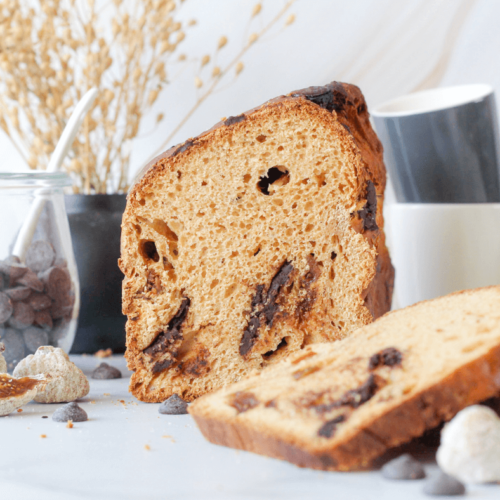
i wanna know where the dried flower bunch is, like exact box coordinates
[0,0,295,193]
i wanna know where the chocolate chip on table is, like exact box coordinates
[7,302,35,330]
[4,287,31,302]
[158,394,189,415]
[27,292,52,311]
[0,292,13,324]
[34,310,53,330]
[92,362,122,380]
[52,402,88,423]
[23,326,49,354]
[381,454,426,480]
[25,241,56,273]
[16,269,44,292]
[1,328,26,370]
[423,471,466,496]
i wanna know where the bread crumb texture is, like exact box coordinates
[189,286,500,471]
[120,82,394,402]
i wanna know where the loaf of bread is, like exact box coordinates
[120,82,394,402]
[189,287,500,471]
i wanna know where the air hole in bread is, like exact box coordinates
[277,145,284,152]
[257,166,289,195]
[225,283,237,298]
[263,337,288,358]
[314,172,327,187]
[139,240,160,263]
[210,279,219,290]
[162,257,177,282]
[256,134,267,143]
[305,224,314,232]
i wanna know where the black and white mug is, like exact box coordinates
[372,84,500,203]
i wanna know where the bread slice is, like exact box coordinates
[189,287,500,471]
[120,81,394,402]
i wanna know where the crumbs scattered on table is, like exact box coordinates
[66,420,73,429]
[94,348,113,358]
[144,444,151,451]
[40,434,47,438]
[162,435,175,443]
[103,393,110,396]
[17,408,23,413]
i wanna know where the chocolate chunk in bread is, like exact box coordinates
[190,286,500,471]
[121,81,394,402]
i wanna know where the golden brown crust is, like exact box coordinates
[191,332,500,471]
[121,81,393,402]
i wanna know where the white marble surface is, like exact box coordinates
[1,355,499,500]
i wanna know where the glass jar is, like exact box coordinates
[0,173,79,371]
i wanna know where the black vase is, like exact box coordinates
[65,194,127,353]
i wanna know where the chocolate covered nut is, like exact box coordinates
[25,241,55,273]
[4,287,31,302]
[1,329,26,371]
[7,302,35,330]
[28,292,52,311]
[423,472,466,496]
[23,326,49,353]
[0,292,13,323]
[158,394,188,414]
[91,362,122,380]
[34,310,53,330]
[381,454,426,480]
[52,402,88,422]
[39,266,71,300]
[16,269,44,292]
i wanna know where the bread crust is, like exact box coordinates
[121,81,394,402]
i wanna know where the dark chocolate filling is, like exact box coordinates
[230,391,260,413]
[368,347,403,370]
[143,297,190,373]
[357,180,378,231]
[239,261,294,356]
[317,414,346,438]
[172,139,195,157]
[291,82,349,113]
[312,374,380,413]
[224,114,246,126]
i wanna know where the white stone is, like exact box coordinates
[0,343,6,373]
[437,405,500,483]
[13,346,89,403]
[0,373,47,416]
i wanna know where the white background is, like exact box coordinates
[2,0,500,187]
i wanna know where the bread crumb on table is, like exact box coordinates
[144,444,151,451]
[94,348,112,358]
[66,420,73,429]
[40,434,47,438]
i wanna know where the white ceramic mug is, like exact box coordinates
[386,203,500,309]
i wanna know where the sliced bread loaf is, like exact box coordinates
[120,82,394,402]
[189,287,500,470]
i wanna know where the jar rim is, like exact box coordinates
[0,172,72,188]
